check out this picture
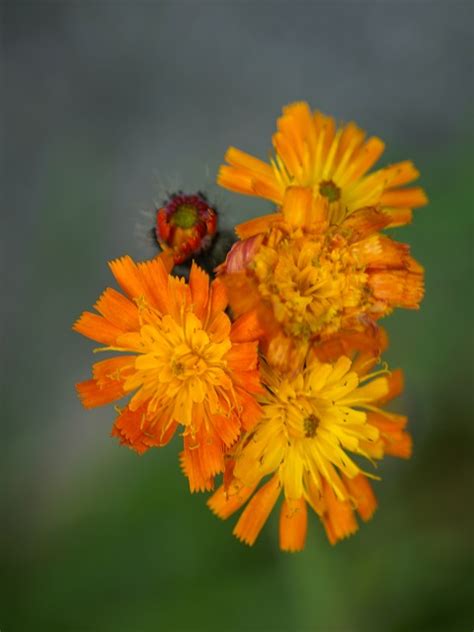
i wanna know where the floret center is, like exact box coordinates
[319,180,341,203]
[303,414,320,438]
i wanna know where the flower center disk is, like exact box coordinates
[319,180,341,203]
[125,311,232,425]
[252,235,367,339]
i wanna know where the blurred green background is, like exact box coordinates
[2,2,473,631]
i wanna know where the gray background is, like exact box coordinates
[2,2,473,631]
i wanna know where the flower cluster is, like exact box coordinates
[74,102,426,551]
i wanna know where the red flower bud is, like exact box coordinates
[155,192,218,264]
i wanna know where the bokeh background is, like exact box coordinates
[2,2,473,631]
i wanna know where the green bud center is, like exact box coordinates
[172,204,198,229]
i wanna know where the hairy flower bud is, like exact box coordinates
[155,192,218,264]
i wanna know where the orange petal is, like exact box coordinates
[380,187,428,208]
[367,411,412,458]
[376,368,404,404]
[220,272,260,318]
[265,332,308,374]
[114,404,177,452]
[145,419,179,449]
[111,405,151,455]
[275,102,312,167]
[209,278,228,321]
[354,235,411,270]
[180,430,225,493]
[208,479,257,519]
[217,166,257,197]
[94,287,139,331]
[233,474,281,546]
[273,130,301,177]
[304,474,326,515]
[226,341,259,371]
[223,458,236,491]
[367,410,408,432]
[343,474,377,521]
[343,207,391,239]
[166,274,191,321]
[383,432,413,458]
[212,413,241,447]
[218,147,282,203]
[224,146,275,179]
[231,369,263,394]
[92,356,135,383]
[236,387,262,431]
[109,255,146,300]
[322,481,358,545]
[311,327,388,365]
[279,497,308,552]
[281,186,314,228]
[230,309,265,343]
[73,312,124,345]
[252,179,286,205]
[76,379,125,409]
[189,262,210,321]
[137,257,171,313]
[156,248,175,273]
[383,207,413,227]
[235,213,281,239]
[345,137,385,184]
[335,121,366,169]
[317,110,336,158]
[382,160,420,188]
[207,311,232,343]
[369,269,424,309]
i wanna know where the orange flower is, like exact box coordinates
[73,256,263,492]
[218,186,423,371]
[218,101,427,228]
[208,328,411,551]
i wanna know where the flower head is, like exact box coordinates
[219,187,423,370]
[208,329,411,550]
[218,101,427,227]
[155,192,218,265]
[73,256,263,491]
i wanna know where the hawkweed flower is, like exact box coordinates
[73,100,424,553]
[155,192,218,266]
[208,329,411,551]
[218,101,427,227]
[218,186,423,371]
[73,256,262,491]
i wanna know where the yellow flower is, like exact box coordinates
[219,187,423,371]
[252,229,367,338]
[208,330,411,550]
[218,101,427,227]
[73,256,263,492]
